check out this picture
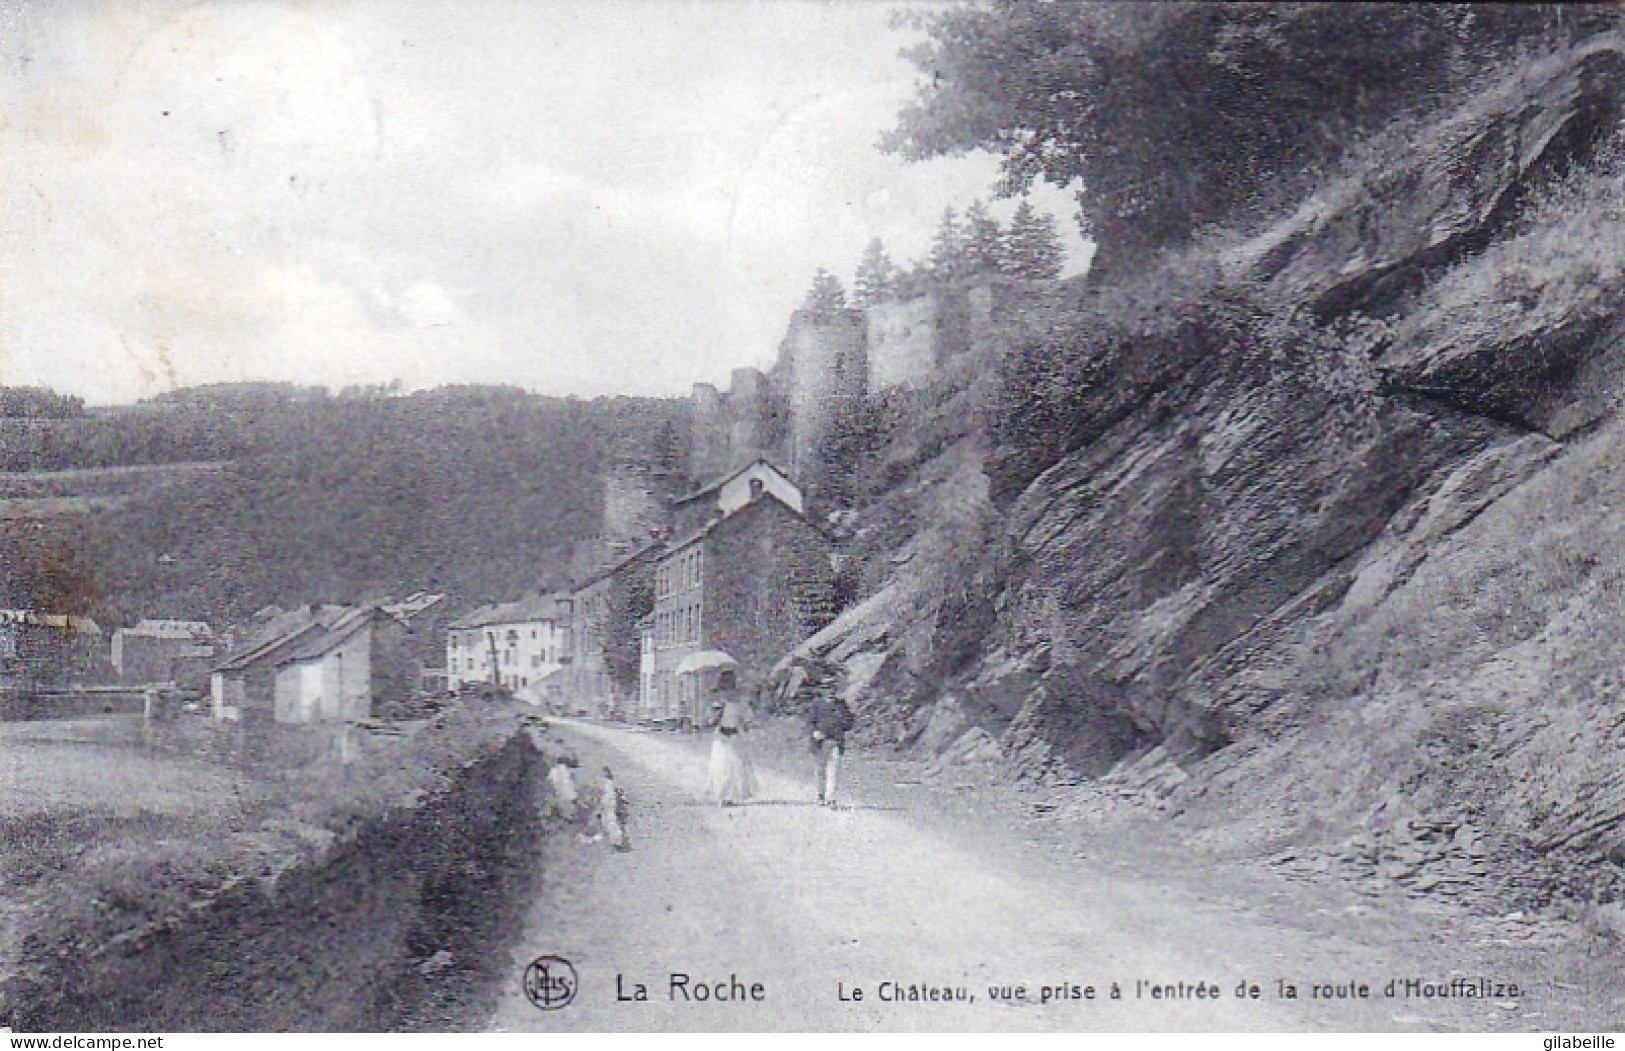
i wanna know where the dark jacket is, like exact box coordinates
[808,696,855,748]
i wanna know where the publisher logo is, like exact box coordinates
[523,954,579,1011]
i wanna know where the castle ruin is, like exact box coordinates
[595,276,1022,539]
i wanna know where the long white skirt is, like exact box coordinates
[707,732,758,805]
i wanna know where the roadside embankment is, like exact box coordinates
[0,701,554,1031]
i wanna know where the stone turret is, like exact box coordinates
[689,382,726,482]
[724,367,778,471]
[603,458,670,546]
[774,307,868,486]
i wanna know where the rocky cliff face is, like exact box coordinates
[812,34,1625,912]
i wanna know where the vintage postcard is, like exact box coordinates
[2,1,1624,1038]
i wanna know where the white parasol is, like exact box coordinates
[674,649,738,676]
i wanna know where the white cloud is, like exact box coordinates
[0,0,1092,405]
[397,281,461,329]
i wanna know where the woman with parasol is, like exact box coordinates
[705,666,759,807]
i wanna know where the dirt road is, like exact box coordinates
[484,720,1550,1032]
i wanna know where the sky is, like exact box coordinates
[0,0,1089,406]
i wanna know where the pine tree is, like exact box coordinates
[803,267,847,312]
[928,207,967,282]
[1000,200,1065,280]
[852,237,900,307]
[963,200,1004,275]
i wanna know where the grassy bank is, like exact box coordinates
[0,701,550,1031]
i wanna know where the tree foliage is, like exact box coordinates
[0,385,686,629]
[963,200,1005,275]
[603,575,654,691]
[884,2,1612,278]
[1001,199,1064,280]
[803,267,848,312]
[853,237,901,306]
[0,387,84,419]
[928,207,968,282]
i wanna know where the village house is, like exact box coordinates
[111,619,215,685]
[649,480,834,726]
[668,457,803,536]
[637,612,656,722]
[445,593,569,698]
[210,605,373,726]
[373,592,446,708]
[0,610,103,693]
[561,539,665,717]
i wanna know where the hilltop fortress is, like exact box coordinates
[681,279,1012,510]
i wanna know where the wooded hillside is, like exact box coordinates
[0,385,687,628]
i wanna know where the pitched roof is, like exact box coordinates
[661,488,827,557]
[213,621,325,674]
[277,606,372,663]
[671,457,795,506]
[378,592,445,623]
[572,537,666,592]
[126,619,213,639]
[213,605,370,673]
[447,592,570,630]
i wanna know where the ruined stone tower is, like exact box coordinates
[687,368,784,484]
[773,306,868,487]
[602,458,669,545]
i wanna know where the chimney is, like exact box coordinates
[749,478,765,501]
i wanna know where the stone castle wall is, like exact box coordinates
[687,369,782,483]
[866,294,938,393]
[675,283,1010,497]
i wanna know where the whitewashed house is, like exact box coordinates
[667,458,803,534]
[271,607,372,724]
[210,605,373,725]
[445,593,570,697]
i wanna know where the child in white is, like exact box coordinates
[598,765,631,852]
